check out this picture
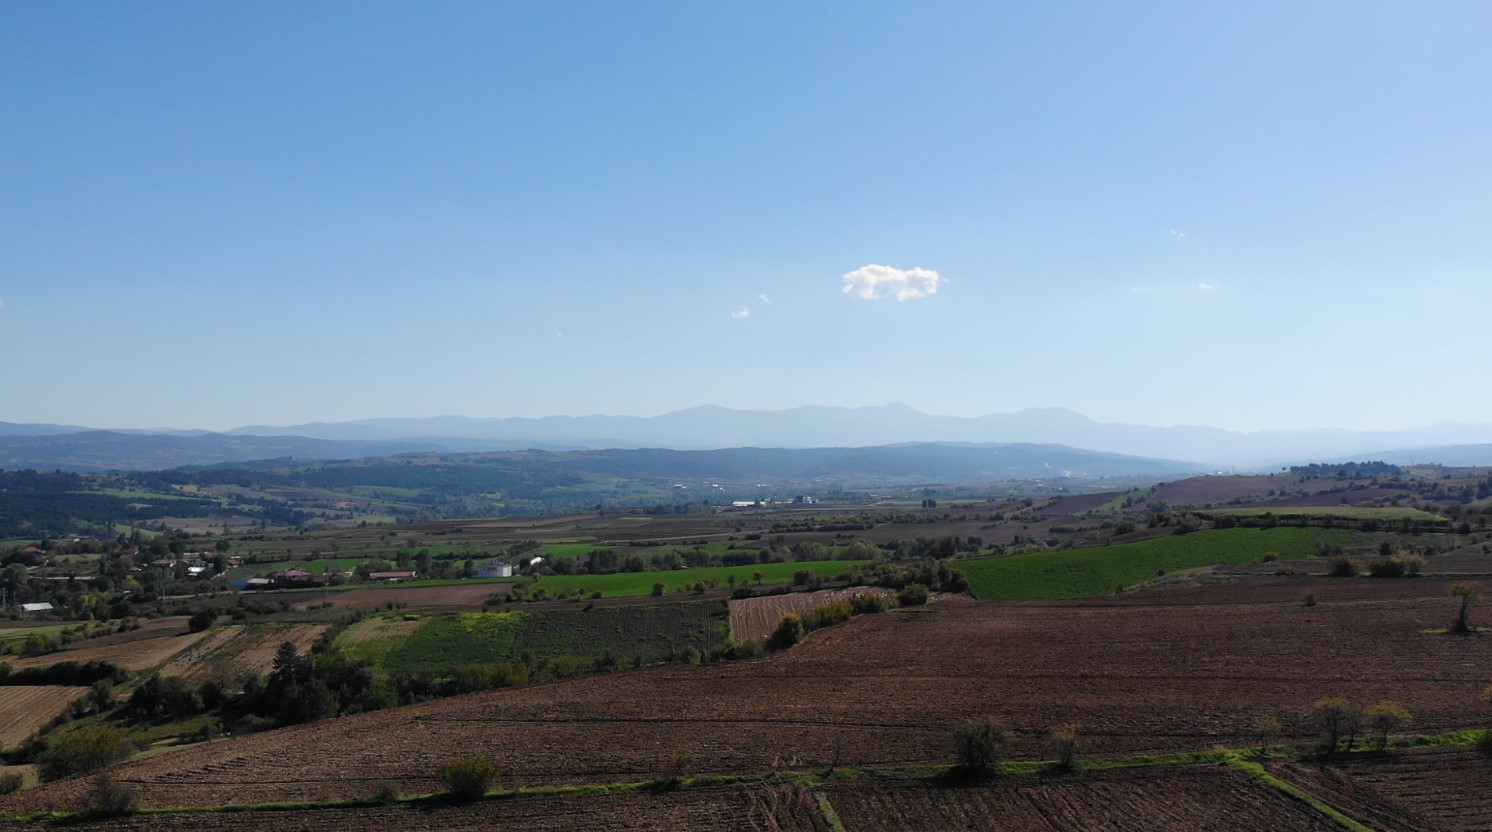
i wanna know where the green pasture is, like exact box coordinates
[956,527,1355,601]
[530,559,869,598]
[1092,487,1153,513]
[1199,506,1446,521]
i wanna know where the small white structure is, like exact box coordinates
[16,602,55,614]
[477,560,513,578]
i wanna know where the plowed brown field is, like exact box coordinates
[729,588,897,642]
[300,583,512,611]
[1271,748,1492,832]
[157,623,331,682]
[822,765,1343,831]
[7,627,208,673]
[7,783,831,831]
[0,685,88,747]
[6,581,1490,814]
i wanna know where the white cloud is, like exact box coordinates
[757,294,772,304]
[1169,229,1186,239]
[841,264,943,301]
[731,308,751,319]
[1194,282,1222,291]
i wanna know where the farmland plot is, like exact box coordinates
[0,686,88,747]
[158,623,331,683]
[1271,748,1492,832]
[4,784,831,831]
[729,587,896,642]
[823,765,1344,831]
[7,584,1492,812]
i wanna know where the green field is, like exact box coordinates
[1092,487,1153,513]
[380,612,525,671]
[530,560,868,598]
[538,539,601,558]
[341,602,730,673]
[956,528,1355,601]
[1199,506,1446,521]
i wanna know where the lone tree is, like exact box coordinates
[1252,714,1283,754]
[1310,697,1362,754]
[952,717,1008,777]
[1049,724,1081,771]
[434,755,499,802]
[1451,582,1482,633]
[1365,701,1412,751]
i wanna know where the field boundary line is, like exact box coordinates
[813,790,847,832]
[1224,752,1376,832]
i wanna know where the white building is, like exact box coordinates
[477,560,513,578]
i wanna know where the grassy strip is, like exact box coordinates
[1224,752,1376,832]
[531,560,868,598]
[957,527,1354,601]
[814,791,848,832]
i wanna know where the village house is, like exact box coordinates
[476,560,512,578]
[367,570,417,582]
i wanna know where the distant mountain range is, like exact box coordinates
[2,404,1491,471]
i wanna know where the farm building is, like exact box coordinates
[274,569,317,587]
[368,570,418,582]
[13,602,55,614]
[477,560,513,578]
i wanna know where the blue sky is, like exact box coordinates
[3,1,1490,432]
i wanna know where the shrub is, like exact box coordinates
[371,781,400,804]
[0,771,22,795]
[806,601,852,630]
[1364,701,1411,750]
[1310,697,1362,754]
[80,774,136,818]
[952,717,1008,776]
[38,724,141,782]
[433,755,499,802]
[1260,551,1280,563]
[1326,555,1359,577]
[1049,724,1081,770]
[188,609,217,633]
[1368,558,1406,578]
[766,614,806,651]
[897,583,930,606]
[849,593,893,614]
[1476,730,1492,760]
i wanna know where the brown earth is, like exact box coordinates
[7,626,207,673]
[294,583,513,612]
[0,685,88,747]
[5,783,832,831]
[157,623,331,683]
[1270,748,1492,832]
[7,579,1492,813]
[729,587,897,642]
[823,765,1344,831]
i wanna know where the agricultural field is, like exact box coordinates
[0,686,88,748]
[8,574,1491,814]
[956,527,1354,601]
[5,783,834,831]
[530,560,869,598]
[821,765,1343,831]
[339,601,729,673]
[1199,505,1447,522]
[156,622,331,683]
[1269,747,1492,831]
[729,587,897,642]
[5,620,204,673]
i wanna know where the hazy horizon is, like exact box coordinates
[5,401,1490,438]
[5,2,1491,434]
